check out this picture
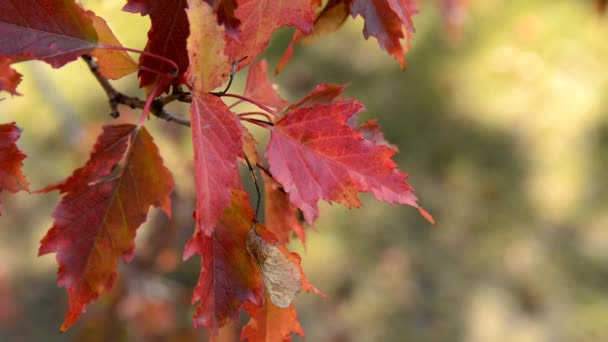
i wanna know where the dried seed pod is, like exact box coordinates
[246,226,301,308]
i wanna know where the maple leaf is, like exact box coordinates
[244,60,288,111]
[276,0,352,74]
[38,124,174,332]
[183,189,263,334]
[266,98,432,224]
[189,91,243,235]
[351,0,417,68]
[241,300,304,342]
[123,0,190,90]
[206,0,241,40]
[356,119,399,152]
[0,57,22,96]
[262,172,306,245]
[225,0,315,70]
[186,0,230,92]
[0,122,29,214]
[0,0,97,68]
[88,14,137,80]
[287,83,347,111]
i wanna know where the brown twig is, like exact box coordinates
[82,55,191,127]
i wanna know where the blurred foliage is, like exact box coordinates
[1,0,608,341]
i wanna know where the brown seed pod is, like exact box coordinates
[246,226,301,308]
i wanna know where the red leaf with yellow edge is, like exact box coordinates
[38,124,174,332]
[351,0,417,68]
[186,0,230,92]
[0,0,98,68]
[0,122,29,214]
[262,172,306,245]
[225,0,315,70]
[0,57,22,96]
[88,15,137,80]
[241,299,304,342]
[266,98,432,224]
[189,90,243,235]
[183,189,263,335]
[123,0,190,90]
[244,60,288,111]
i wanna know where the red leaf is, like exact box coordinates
[189,91,243,235]
[0,57,22,96]
[206,0,241,40]
[262,172,306,245]
[186,0,230,92]
[351,0,417,68]
[0,122,29,214]
[287,83,347,111]
[357,119,399,152]
[0,0,98,68]
[225,0,315,69]
[123,0,190,90]
[241,300,304,342]
[183,189,262,334]
[266,98,430,224]
[244,60,288,111]
[38,125,174,331]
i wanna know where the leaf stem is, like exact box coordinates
[97,43,179,76]
[238,111,274,123]
[244,155,261,222]
[219,93,278,116]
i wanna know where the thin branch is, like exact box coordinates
[244,155,261,222]
[82,55,190,127]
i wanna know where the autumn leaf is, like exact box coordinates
[225,0,315,69]
[0,57,22,96]
[287,83,347,111]
[123,0,190,90]
[356,119,399,152]
[38,124,174,332]
[189,91,243,235]
[351,0,417,68]
[262,172,306,245]
[276,0,352,74]
[207,0,241,40]
[266,98,431,224]
[0,0,98,67]
[241,300,304,342]
[88,14,137,80]
[0,122,29,214]
[247,225,323,305]
[183,189,263,334]
[186,0,230,92]
[244,60,288,111]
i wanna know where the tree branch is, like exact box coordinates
[82,55,191,127]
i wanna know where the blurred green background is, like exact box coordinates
[1,0,608,341]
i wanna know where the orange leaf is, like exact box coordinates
[88,14,137,80]
[38,125,174,331]
[241,299,304,342]
[262,172,306,245]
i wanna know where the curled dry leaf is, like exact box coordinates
[246,226,301,308]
